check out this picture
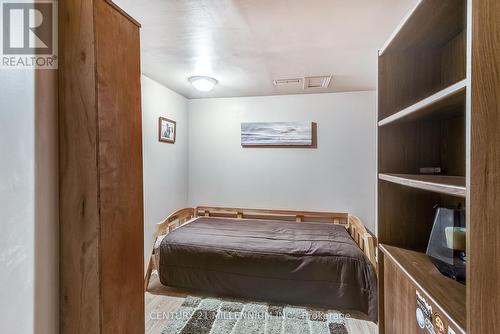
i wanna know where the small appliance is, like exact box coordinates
[426,206,466,284]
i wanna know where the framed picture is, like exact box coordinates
[241,121,316,148]
[158,117,176,143]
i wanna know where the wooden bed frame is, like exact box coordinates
[145,206,377,290]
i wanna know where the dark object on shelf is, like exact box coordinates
[419,167,442,174]
[426,206,466,284]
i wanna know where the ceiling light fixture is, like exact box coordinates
[188,76,218,92]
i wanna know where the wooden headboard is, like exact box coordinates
[145,206,377,290]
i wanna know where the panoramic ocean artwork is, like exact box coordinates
[241,122,313,146]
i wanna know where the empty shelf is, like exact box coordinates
[379,173,466,197]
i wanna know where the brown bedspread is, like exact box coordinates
[159,217,377,321]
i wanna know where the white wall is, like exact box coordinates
[0,70,58,334]
[142,76,189,264]
[187,91,377,232]
[0,71,375,334]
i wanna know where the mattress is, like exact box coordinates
[158,217,377,321]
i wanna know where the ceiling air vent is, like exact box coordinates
[273,78,302,86]
[303,75,332,89]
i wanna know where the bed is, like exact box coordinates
[145,207,378,321]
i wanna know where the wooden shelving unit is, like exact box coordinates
[379,1,500,333]
[377,0,471,333]
[378,174,466,197]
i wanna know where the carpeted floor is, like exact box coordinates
[161,296,350,334]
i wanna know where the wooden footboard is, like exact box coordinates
[144,206,377,290]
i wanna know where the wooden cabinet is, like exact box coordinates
[380,245,465,334]
[59,1,144,333]
[377,0,500,333]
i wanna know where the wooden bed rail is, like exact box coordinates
[145,206,377,290]
[195,206,349,224]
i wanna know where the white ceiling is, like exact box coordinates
[114,0,417,99]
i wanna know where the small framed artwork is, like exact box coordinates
[158,117,176,143]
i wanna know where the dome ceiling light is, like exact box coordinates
[188,76,218,92]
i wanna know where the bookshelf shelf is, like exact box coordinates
[378,173,466,197]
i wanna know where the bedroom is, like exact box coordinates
[0,0,499,334]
